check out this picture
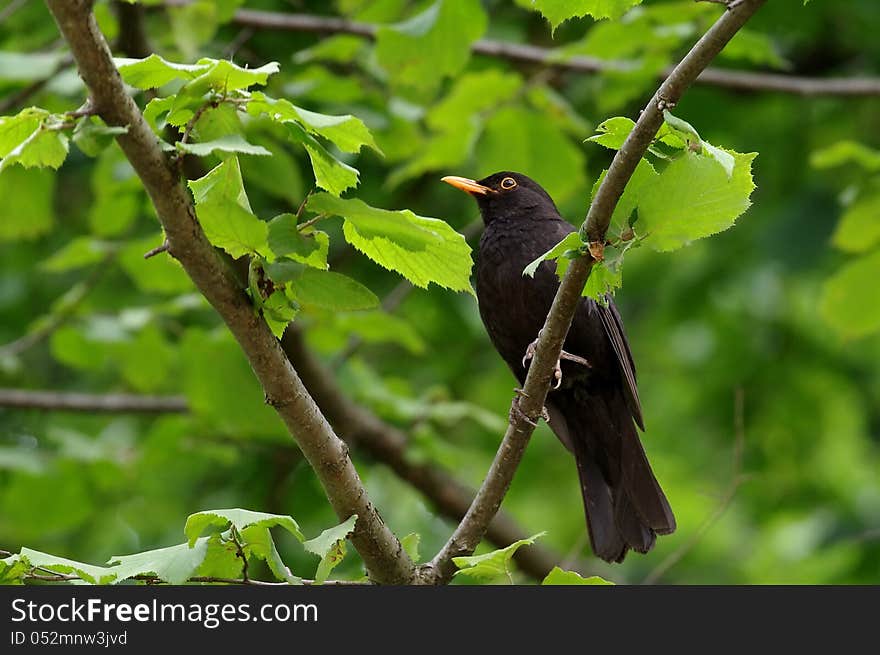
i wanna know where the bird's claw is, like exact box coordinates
[511,388,550,426]
[522,332,591,390]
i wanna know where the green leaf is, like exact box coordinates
[288,268,379,311]
[267,213,329,269]
[518,0,643,30]
[176,134,271,158]
[637,149,757,251]
[820,250,880,338]
[263,258,307,283]
[542,566,614,585]
[286,122,359,196]
[107,539,210,585]
[303,515,357,584]
[582,259,623,302]
[18,548,117,584]
[184,508,304,547]
[72,117,128,157]
[247,92,378,154]
[261,289,299,338]
[587,116,636,150]
[375,0,487,92]
[0,166,54,241]
[115,54,207,89]
[189,155,252,209]
[0,554,31,585]
[452,532,546,583]
[811,140,880,172]
[183,59,279,95]
[240,523,301,584]
[523,232,584,277]
[196,199,268,257]
[831,191,880,253]
[0,107,69,172]
[307,193,474,292]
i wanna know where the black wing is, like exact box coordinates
[597,300,644,431]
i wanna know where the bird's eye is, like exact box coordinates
[500,177,517,190]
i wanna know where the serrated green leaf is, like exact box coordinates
[820,250,880,338]
[452,532,546,583]
[523,232,584,277]
[831,191,880,253]
[107,538,210,585]
[267,213,329,269]
[286,122,360,196]
[0,107,69,172]
[303,515,357,584]
[582,259,623,303]
[247,93,377,154]
[115,53,207,89]
[638,149,757,251]
[288,268,378,311]
[0,554,31,584]
[702,141,735,179]
[183,59,279,95]
[189,156,252,210]
[542,566,614,585]
[261,289,299,338]
[588,116,636,150]
[19,548,117,584]
[307,193,473,292]
[184,508,304,547]
[176,134,271,158]
[518,0,643,30]
[375,0,487,92]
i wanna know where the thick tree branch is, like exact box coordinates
[207,6,880,98]
[43,0,414,585]
[424,0,767,585]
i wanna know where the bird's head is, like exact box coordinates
[442,171,559,225]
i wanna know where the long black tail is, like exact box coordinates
[562,392,676,563]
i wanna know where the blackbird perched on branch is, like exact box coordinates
[443,171,675,562]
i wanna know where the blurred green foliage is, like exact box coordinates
[0,0,878,584]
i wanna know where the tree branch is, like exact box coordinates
[423,0,768,585]
[0,388,188,413]
[43,0,414,585]
[200,5,880,98]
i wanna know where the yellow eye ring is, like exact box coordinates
[500,177,517,189]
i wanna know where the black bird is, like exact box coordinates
[443,171,675,562]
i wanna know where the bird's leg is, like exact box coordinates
[522,331,592,390]
[510,388,550,427]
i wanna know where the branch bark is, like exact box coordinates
[44,0,414,585]
[204,5,880,98]
[423,0,768,585]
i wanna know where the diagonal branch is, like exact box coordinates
[43,0,414,585]
[203,5,880,98]
[423,0,768,585]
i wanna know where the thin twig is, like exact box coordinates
[642,389,748,584]
[423,0,768,586]
[143,240,170,259]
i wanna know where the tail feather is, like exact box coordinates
[558,392,675,563]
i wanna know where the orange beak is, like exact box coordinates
[441,175,492,195]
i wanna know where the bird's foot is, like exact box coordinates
[522,332,591,390]
[510,388,549,427]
